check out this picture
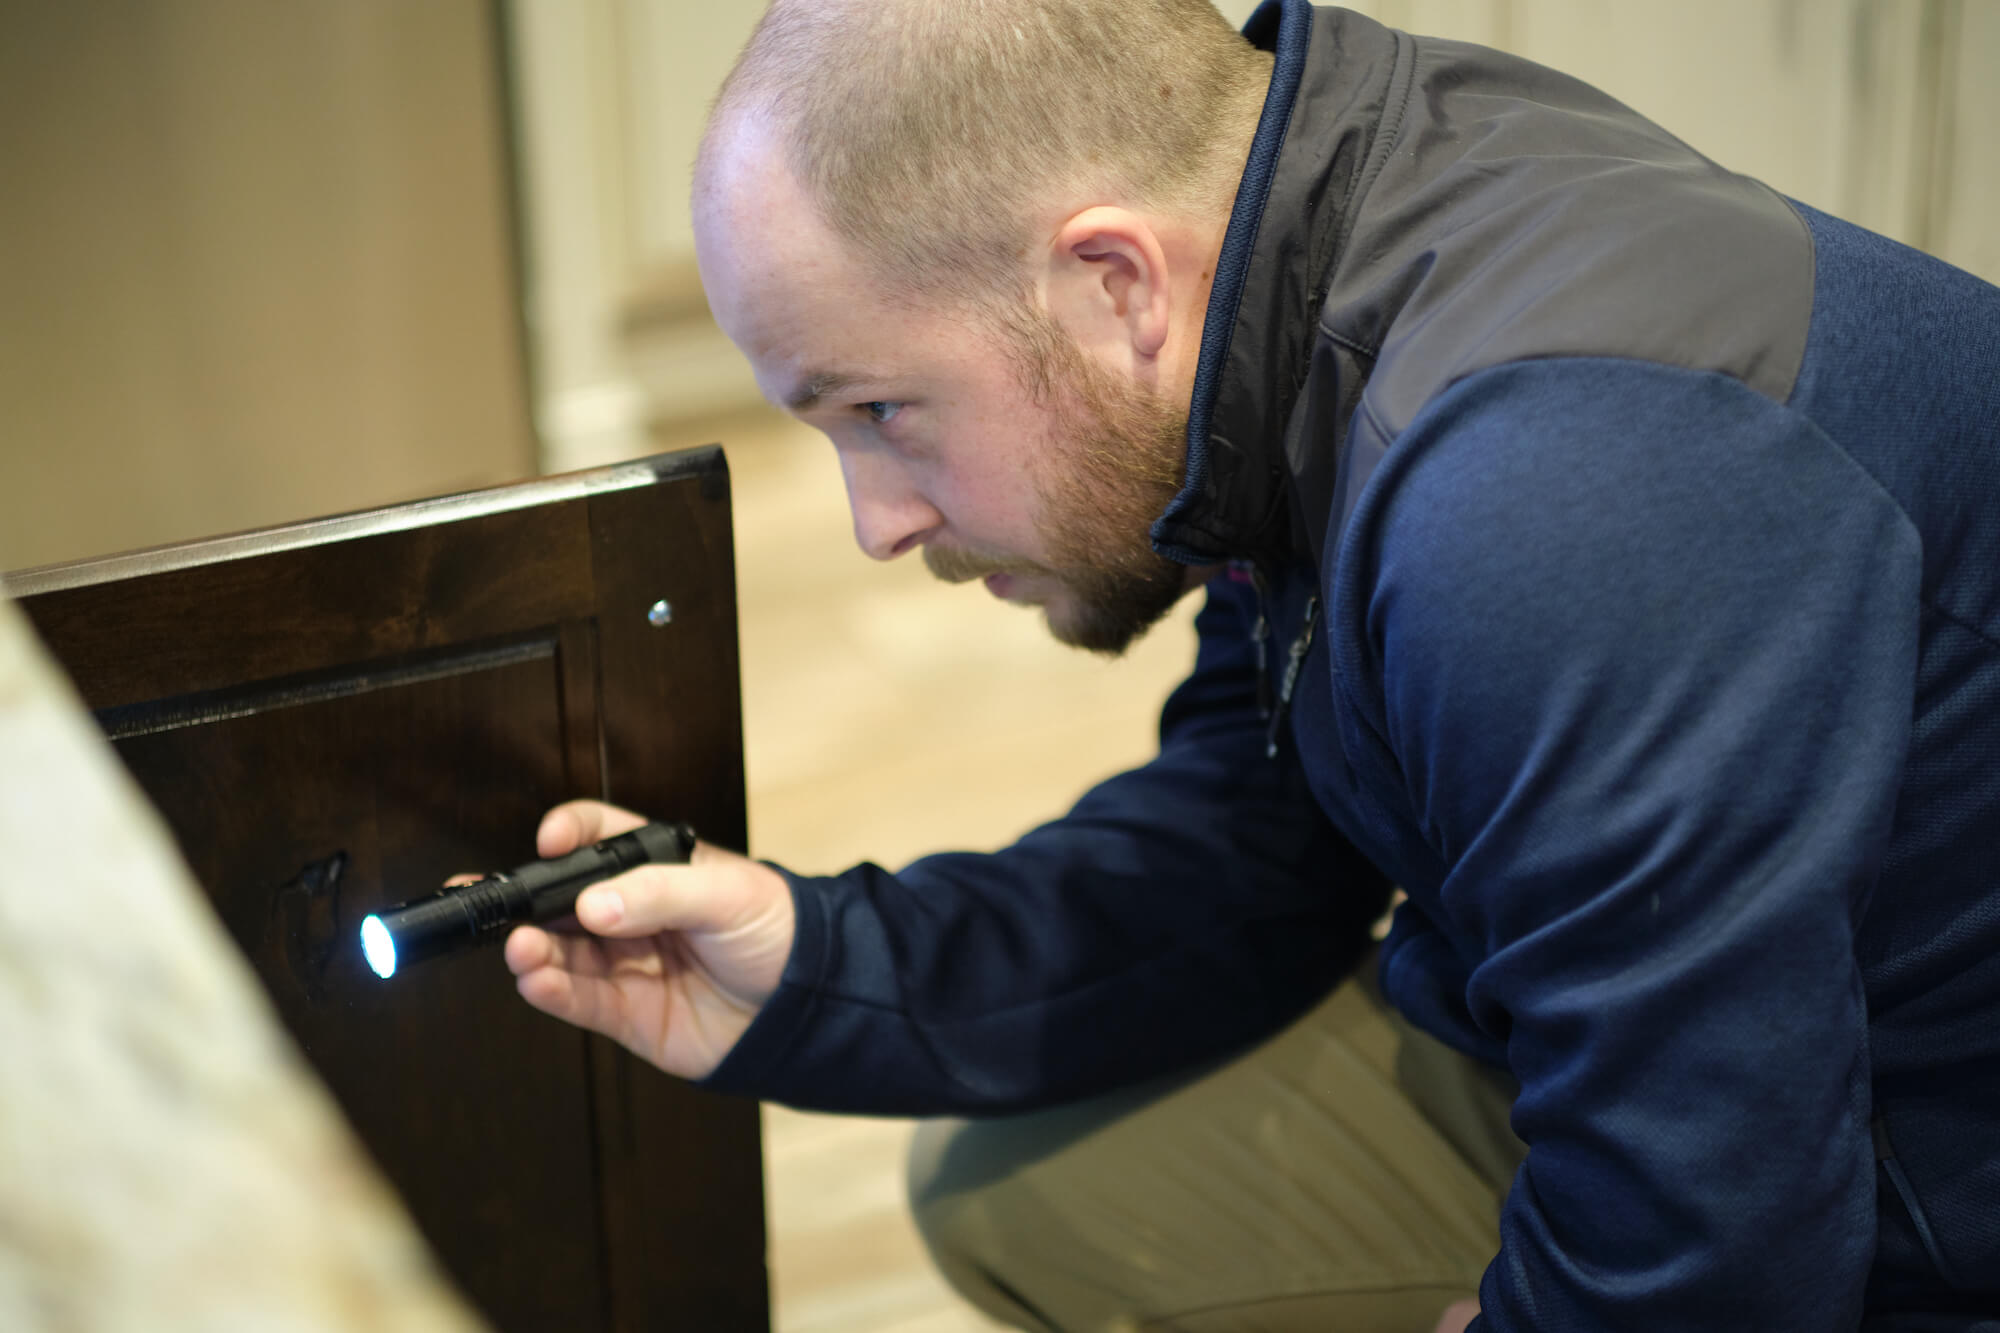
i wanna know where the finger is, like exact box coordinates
[443,872,484,888]
[1433,1299,1481,1333]
[514,958,617,1034]
[504,923,557,976]
[505,922,613,977]
[537,798,650,858]
[515,963,579,1023]
[573,863,730,939]
[505,927,603,1020]
[507,936,632,1040]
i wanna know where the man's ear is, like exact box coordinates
[1043,206,1172,368]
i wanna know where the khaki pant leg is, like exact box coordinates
[906,959,1524,1333]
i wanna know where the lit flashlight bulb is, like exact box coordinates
[360,914,397,979]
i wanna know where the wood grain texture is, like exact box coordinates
[0,593,487,1333]
[115,658,608,1330]
[586,455,767,1332]
[14,503,594,711]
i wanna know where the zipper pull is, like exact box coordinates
[1265,594,1320,759]
[1245,562,1274,719]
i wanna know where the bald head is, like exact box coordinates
[696,0,1270,309]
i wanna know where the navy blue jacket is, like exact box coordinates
[709,4,2000,1327]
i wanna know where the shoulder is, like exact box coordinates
[1335,356,1918,771]
[1352,355,1907,613]
[1304,356,1926,906]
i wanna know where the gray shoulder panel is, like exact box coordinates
[1326,33,1815,443]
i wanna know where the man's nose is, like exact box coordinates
[838,449,942,561]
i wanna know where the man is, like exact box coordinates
[501,1,2000,1328]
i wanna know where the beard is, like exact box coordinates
[923,310,1193,656]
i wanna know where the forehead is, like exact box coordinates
[693,154,850,345]
[693,120,999,403]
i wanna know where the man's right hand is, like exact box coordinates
[502,799,795,1081]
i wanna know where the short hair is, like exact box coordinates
[700,0,1271,308]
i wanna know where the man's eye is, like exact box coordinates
[862,401,902,425]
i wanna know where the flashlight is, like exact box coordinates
[360,821,696,980]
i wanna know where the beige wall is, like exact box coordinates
[507,0,769,471]
[0,0,535,574]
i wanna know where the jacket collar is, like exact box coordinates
[1149,1,1401,569]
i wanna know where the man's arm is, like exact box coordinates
[701,573,1392,1114]
[1361,359,1914,1331]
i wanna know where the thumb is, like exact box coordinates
[572,862,736,939]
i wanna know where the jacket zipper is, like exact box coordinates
[1245,562,1275,720]
[1238,560,1319,759]
[1267,593,1320,758]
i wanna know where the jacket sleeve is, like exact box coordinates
[702,572,1391,1114]
[1358,359,1913,1332]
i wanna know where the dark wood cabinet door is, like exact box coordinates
[9,447,769,1333]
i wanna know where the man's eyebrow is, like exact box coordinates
[785,369,878,412]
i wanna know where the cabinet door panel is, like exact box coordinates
[11,448,768,1333]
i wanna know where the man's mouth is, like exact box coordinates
[928,543,1038,590]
